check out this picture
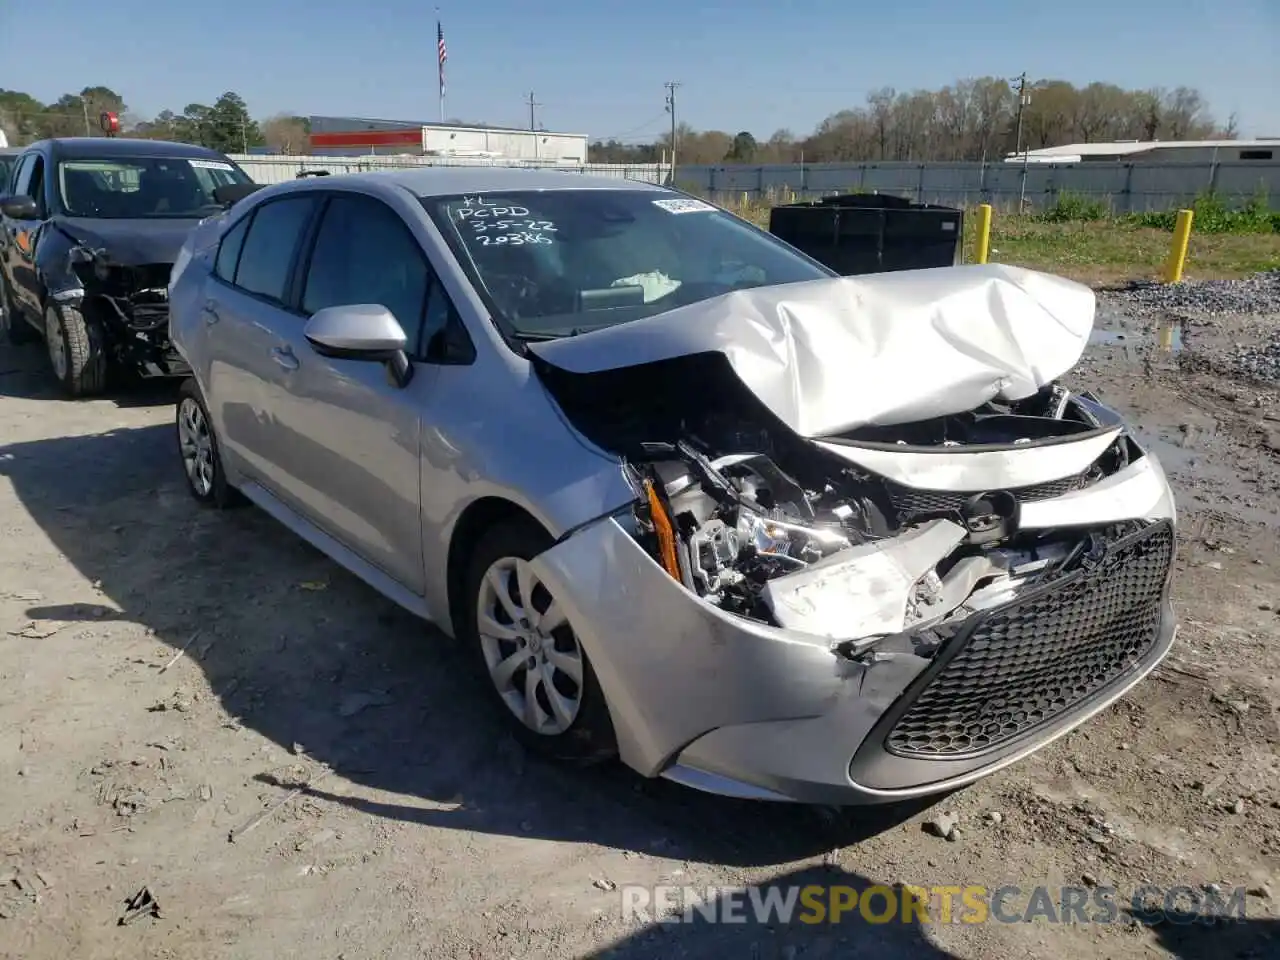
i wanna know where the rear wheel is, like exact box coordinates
[44,301,107,396]
[1,276,37,345]
[176,378,244,509]
[462,519,617,763]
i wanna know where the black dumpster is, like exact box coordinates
[768,193,964,276]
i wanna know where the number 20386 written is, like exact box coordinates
[476,232,553,246]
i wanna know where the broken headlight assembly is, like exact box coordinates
[623,440,888,622]
[69,244,112,282]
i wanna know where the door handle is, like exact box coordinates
[202,305,220,325]
[271,346,299,371]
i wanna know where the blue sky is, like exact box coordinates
[4,0,1278,140]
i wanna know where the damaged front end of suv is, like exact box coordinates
[524,264,1177,804]
[61,238,188,378]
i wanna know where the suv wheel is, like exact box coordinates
[176,379,243,508]
[1,276,37,345]
[461,518,617,764]
[44,302,107,396]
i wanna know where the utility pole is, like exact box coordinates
[664,81,681,183]
[524,91,542,132]
[81,97,91,137]
[1011,72,1031,210]
[240,117,249,154]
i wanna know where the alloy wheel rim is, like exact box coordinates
[45,308,66,379]
[476,555,584,735]
[177,397,215,496]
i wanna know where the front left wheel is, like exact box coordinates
[462,519,618,764]
[176,379,244,509]
[44,301,107,396]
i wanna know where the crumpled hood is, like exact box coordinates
[528,263,1096,437]
[56,216,200,266]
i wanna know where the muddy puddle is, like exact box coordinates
[1088,320,1185,353]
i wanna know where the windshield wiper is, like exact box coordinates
[512,327,591,341]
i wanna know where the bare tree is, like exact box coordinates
[584,76,1224,165]
[261,114,311,154]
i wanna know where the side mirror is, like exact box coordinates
[0,194,39,220]
[212,183,264,208]
[304,304,414,387]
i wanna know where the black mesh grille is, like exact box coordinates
[887,471,1092,518]
[884,520,1174,760]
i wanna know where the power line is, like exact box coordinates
[597,113,668,143]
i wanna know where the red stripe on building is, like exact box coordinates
[309,129,423,148]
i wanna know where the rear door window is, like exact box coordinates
[215,216,250,283]
[233,196,315,303]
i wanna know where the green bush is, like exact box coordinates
[1037,191,1110,223]
[1127,190,1280,234]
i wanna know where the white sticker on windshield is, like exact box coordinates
[652,198,715,214]
[189,159,234,170]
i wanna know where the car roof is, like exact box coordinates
[28,137,236,161]
[318,166,671,198]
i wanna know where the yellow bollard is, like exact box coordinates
[741,192,748,206]
[974,204,993,265]
[1162,209,1194,283]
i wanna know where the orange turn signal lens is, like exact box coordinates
[643,479,681,580]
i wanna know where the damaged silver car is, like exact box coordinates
[167,170,1177,804]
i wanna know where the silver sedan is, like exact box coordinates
[167,169,1178,804]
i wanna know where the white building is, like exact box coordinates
[1006,139,1279,164]
[308,115,588,163]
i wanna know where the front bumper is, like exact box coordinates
[530,450,1178,805]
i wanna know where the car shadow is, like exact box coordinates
[0,417,943,867]
[1126,907,1278,959]
[0,340,181,406]
[584,865,961,959]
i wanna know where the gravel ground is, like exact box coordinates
[2,276,1280,959]
[1101,271,1280,318]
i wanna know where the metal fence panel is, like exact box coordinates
[227,154,665,186]
[227,154,1279,211]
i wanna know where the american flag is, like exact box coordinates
[437,21,448,95]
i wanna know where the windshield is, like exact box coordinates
[0,156,16,192]
[57,156,251,219]
[422,190,833,339]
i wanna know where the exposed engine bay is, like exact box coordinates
[68,242,185,377]
[534,349,1150,650]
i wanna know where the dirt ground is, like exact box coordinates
[1,297,1278,960]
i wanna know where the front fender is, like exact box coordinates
[34,225,86,302]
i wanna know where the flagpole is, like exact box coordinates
[437,11,446,123]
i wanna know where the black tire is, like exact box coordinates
[176,378,245,509]
[1,276,37,345]
[44,301,107,396]
[461,518,618,764]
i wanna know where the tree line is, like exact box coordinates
[0,87,311,154]
[2,77,1235,166]
[589,78,1235,165]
